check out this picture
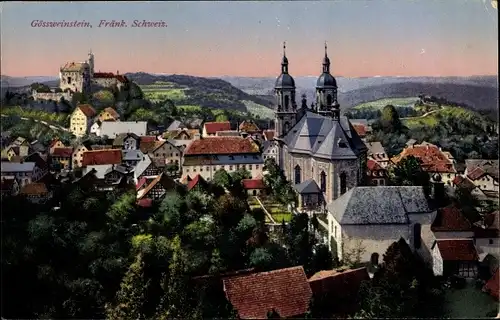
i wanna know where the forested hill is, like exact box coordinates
[124,72,273,111]
[338,82,499,120]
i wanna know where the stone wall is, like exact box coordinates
[32,90,72,101]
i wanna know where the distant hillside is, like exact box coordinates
[126,72,273,114]
[337,82,499,120]
[1,75,58,88]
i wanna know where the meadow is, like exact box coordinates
[353,97,419,110]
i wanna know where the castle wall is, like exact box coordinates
[32,91,72,102]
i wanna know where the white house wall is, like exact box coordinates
[476,238,500,259]
[431,244,444,276]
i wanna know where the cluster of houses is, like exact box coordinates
[1,103,498,315]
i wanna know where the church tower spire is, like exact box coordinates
[88,49,95,78]
[323,42,330,73]
[316,42,338,118]
[274,41,298,138]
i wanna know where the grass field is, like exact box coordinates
[1,106,68,125]
[260,200,292,223]
[177,105,202,111]
[442,280,497,318]
[403,105,486,129]
[142,87,187,101]
[353,97,419,110]
[242,100,274,119]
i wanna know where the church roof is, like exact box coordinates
[294,178,321,194]
[281,111,367,160]
[316,72,337,88]
[275,73,295,88]
[327,186,432,225]
[61,62,87,72]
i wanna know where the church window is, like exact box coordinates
[320,171,326,192]
[284,122,290,134]
[340,172,347,194]
[327,94,332,106]
[294,165,301,184]
[414,223,422,249]
[67,77,72,84]
[284,95,289,110]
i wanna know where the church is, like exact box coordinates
[273,43,368,208]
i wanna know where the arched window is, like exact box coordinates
[340,172,347,195]
[414,223,422,249]
[320,171,326,192]
[327,94,332,106]
[284,95,290,110]
[294,165,301,184]
[370,252,379,265]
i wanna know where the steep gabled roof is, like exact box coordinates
[308,267,369,298]
[435,239,478,261]
[294,178,321,194]
[239,120,261,134]
[327,186,431,225]
[431,205,472,232]
[76,104,97,117]
[101,107,120,119]
[223,266,312,319]
[204,121,231,135]
[187,174,208,191]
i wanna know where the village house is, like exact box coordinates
[70,104,97,137]
[112,133,141,150]
[185,174,209,192]
[326,184,442,264]
[239,120,262,139]
[464,159,499,192]
[222,266,312,319]
[29,140,48,156]
[262,140,279,162]
[351,123,368,140]
[82,149,122,167]
[49,139,67,154]
[215,130,241,137]
[366,141,390,168]
[92,71,129,90]
[136,173,180,206]
[262,129,275,141]
[71,141,93,168]
[430,204,474,240]
[1,176,20,196]
[242,178,266,196]
[0,162,42,187]
[308,267,370,316]
[96,107,120,122]
[366,159,388,186]
[164,128,200,140]
[140,139,183,171]
[473,211,499,258]
[1,137,30,160]
[122,149,145,167]
[19,182,51,204]
[133,154,161,183]
[51,147,74,169]
[95,121,147,139]
[431,239,479,278]
[78,165,134,192]
[182,137,264,182]
[391,143,457,185]
[24,152,49,179]
[202,121,231,137]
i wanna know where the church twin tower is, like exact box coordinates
[274,42,340,138]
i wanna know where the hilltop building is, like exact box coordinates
[273,43,367,205]
[33,50,128,101]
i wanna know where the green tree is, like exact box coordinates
[390,155,430,187]
[212,169,232,189]
[105,253,150,320]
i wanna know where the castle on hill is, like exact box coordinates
[32,50,129,101]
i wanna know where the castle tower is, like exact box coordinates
[88,49,94,78]
[274,42,298,138]
[316,42,339,117]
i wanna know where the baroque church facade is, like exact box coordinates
[273,43,368,206]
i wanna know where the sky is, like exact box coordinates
[1,1,498,77]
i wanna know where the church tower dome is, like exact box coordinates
[275,44,295,88]
[316,42,339,117]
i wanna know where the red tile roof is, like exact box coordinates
[140,136,157,143]
[239,120,261,134]
[467,167,487,181]
[77,104,97,117]
[204,121,231,135]
[94,72,128,83]
[483,268,499,301]
[49,139,62,149]
[431,205,472,232]
[102,107,120,119]
[82,149,122,166]
[187,174,208,191]
[436,240,478,261]
[185,137,260,155]
[115,75,128,83]
[20,183,48,195]
[223,266,312,319]
[474,211,499,238]
[52,147,73,158]
[367,159,384,171]
[452,175,476,190]
[242,179,266,190]
[308,267,369,298]
[392,145,456,173]
[352,124,367,137]
[263,130,275,141]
